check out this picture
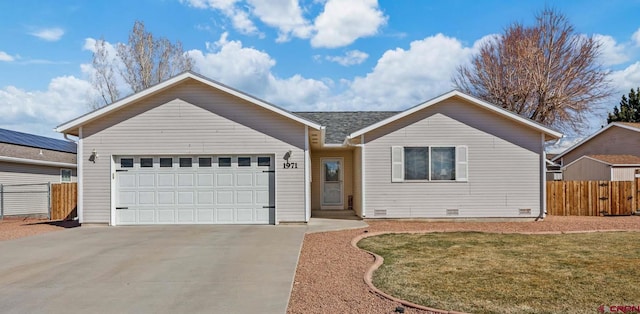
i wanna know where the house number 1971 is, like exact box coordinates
[283,162,298,169]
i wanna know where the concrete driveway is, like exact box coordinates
[0,224,306,314]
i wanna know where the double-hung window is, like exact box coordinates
[391,146,468,182]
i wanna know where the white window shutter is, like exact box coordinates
[456,146,468,181]
[391,146,404,182]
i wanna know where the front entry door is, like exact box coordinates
[321,158,343,210]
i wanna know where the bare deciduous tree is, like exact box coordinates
[90,20,194,108]
[453,9,611,132]
[91,37,119,108]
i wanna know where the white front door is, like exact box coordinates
[321,158,343,210]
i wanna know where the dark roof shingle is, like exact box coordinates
[0,129,76,153]
[294,111,399,144]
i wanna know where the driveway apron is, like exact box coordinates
[0,225,306,314]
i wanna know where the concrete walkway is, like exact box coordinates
[306,218,368,233]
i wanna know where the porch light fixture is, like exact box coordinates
[283,150,292,161]
[89,149,98,163]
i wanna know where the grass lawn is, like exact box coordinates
[358,232,640,314]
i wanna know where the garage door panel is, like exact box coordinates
[118,209,136,224]
[116,155,274,225]
[119,173,136,187]
[138,210,155,224]
[236,208,253,222]
[216,173,233,186]
[197,209,214,223]
[197,173,214,186]
[197,191,214,204]
[236,190,253,204]
[158,173,175,187]
[255,190,269,205]
[157,210,175,223]
[138,174,155,187]
[216,190,233,205]
[178,191,195,204]
[236,173,253,186]
[177,209,195,223]
[139,191,155,205]
[178,173,195,187]
[158,191,175,205]
[256,208,269,222]
[217,208,234,222]
[256,173,269,186]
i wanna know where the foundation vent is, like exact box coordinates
[519,208,532,215]
[374,209,387,217]
[446,209,459,216]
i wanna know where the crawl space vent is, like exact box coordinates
[446,209,459,216]
[374,209,387,217]
[519,208,532,215]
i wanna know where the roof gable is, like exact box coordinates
[0,128,76,153]
[552,122,640,162]
[55,71,322,134]
[347,90,562,141]
[587,154,640,165]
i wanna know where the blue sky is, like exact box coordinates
[1,0,640,150]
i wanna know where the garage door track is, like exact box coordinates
[0,225,306,313]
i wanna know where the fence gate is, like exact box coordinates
[0,183,50,219]
[546,179,638,216]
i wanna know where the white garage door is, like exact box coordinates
[115,155,274,225]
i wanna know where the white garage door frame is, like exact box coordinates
[109,154,276,226]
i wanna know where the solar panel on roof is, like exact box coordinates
[0,128,76,153]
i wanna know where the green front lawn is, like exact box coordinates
[358,232,640,314]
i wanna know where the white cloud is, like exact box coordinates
[247,0,312,42]
[182,0,386,48]
[632,28,640,46]
[311,0,387,48]
[29,27,65,42]
[609,61,640,94]
[187,33,329,108]
[545,136,583,154]
[0,51,15,62]
[325,50,369,66]
[0,76,95,138]
[318,33,473,110]
[594,34,629,66]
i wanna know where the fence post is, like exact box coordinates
[47,182,51,220]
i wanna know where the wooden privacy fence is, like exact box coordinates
[50,183,77,220]
[546,179,640,216]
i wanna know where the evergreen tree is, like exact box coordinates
[607,88,640,123]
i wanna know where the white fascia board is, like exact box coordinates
[552,123,640,162]
[0,156,76,168]
[346,90,563,141]
[55,72,322,133]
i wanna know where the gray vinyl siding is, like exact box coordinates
[80,80,306,224]
[563,158,610,181]
[560,127,640,165]
[0,143,76,164]
[0,161,77,216]
[364,99,543,218]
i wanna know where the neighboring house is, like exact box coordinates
[55,72,562,225]
[545,153,562,181]
[562,155,640,181]
[552,122,640,167]
[0,128,77,217]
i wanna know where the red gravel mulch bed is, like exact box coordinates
[0,218,77,241]
[287,216,640,314]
